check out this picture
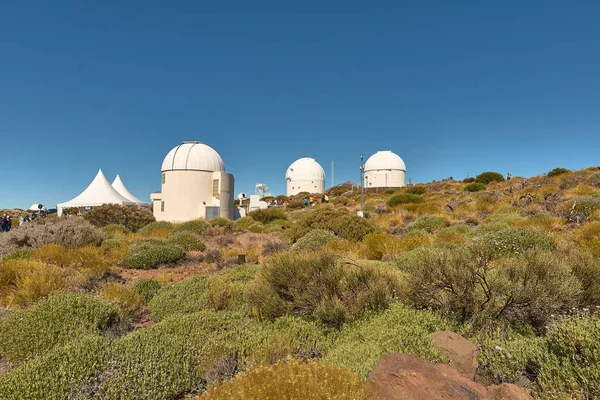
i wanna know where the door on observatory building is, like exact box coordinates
[205,206,220,220]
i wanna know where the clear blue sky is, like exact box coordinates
[1,1,599,209]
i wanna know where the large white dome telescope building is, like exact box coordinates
[151,142,234,222]
[364,150,406,188]
[285,157,326,196]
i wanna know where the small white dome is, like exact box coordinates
[161,142,225,172]
[364,151,406,172]
[285,158,325,181]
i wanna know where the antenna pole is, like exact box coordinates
[360,154,365,216]
[331,160,334,188]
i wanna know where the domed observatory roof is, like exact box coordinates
[161,142,225,172]
[364,151,406,172]
[285,158,326,182]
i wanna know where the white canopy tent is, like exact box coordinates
[111,174,146,204]
[57,169,135,216]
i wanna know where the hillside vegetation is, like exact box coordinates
[1,167,600,399]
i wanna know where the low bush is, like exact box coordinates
[102,223,131,237]
[560,196,600,223]
[463,177,475,183]
[473,225,554,257]
[100,238,127,250]
[121,241,185,270]
[148,276,208,321]
[0,335,113,400]
[99,283,143,316]
[286,207,376,242]
[246,251,402,328]
[137,221,174,237]
[479,315,600,399]
[464,182,486,192]
[210,217,233,227]
[233,216,262,232]
[398,245,580,327]
[362,232,401,260]
[0,259,70,308]
[387,193,424,207]
[293,229,338,252]
[325,304,446,377]
[406,185,426,195]
[0,248,33,262]
[285,201,305,209]
[168,230,206,251]
[407,215,447,233]
[132,278,162,303]
[0,292,121,363]
[201,359,372,400]
[248,208,288,224]
[0,217,105,256]
[84,204,155,232]
[263,219,293,233]
[547,167,570,177]
[175,219,211,235]
[475,171,505,184]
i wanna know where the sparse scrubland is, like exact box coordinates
[2,167,600,399]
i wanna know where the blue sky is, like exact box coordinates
[1,1,599,208]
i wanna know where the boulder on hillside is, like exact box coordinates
[367,353,532,400]
[430,330,478,380]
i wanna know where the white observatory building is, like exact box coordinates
[285,157,326,196]
[364,151,406,188]
[151,142,234,222]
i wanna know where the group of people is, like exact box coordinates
[302,195,329,207]
[0,215,12,232]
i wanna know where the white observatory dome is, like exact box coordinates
[161,142,225,172]
[364,151,406,172]
[285,158,325,181]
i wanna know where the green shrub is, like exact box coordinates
[463,177,475,183]
[475,171,505,184]
[132,278,162,303]
[383,188,396,195]
[175,219,211,235]
[285,201,305,209]
[168,231,206,251]
[407,215,447,233]
[0,335,113,400]
[263,219,293,233]
[246,251,402,328]
[102,223,131,237]
[325,304,446,377]
[568,251,600,307]
[148,276,208,321]
[0,293,121,363]
[464,182,486,192]
[398,246,580,327]
[99,283,143,316]
[286,207,376,242]
[210,217,233,227]
[547,167,570,177]
[100,238,127,250]
[293,229,338,252]
[248,208,288,224]
[233,216,262,232]
[473,225,554,257]
[0,248,33,262]
[121,241,185,270]
[406,185,426,195]
[387,193,424,207]
[84,204,155,232]
[201,359,372,400]
[137,220,174,235]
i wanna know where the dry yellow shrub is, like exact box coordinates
[0,259,69,309]
[200,359,376,400]
[99,282,142,315]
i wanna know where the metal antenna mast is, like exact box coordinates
[360,154,365,216]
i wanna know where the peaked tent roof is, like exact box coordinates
[112,174,145,204]
[58,169,135,209]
